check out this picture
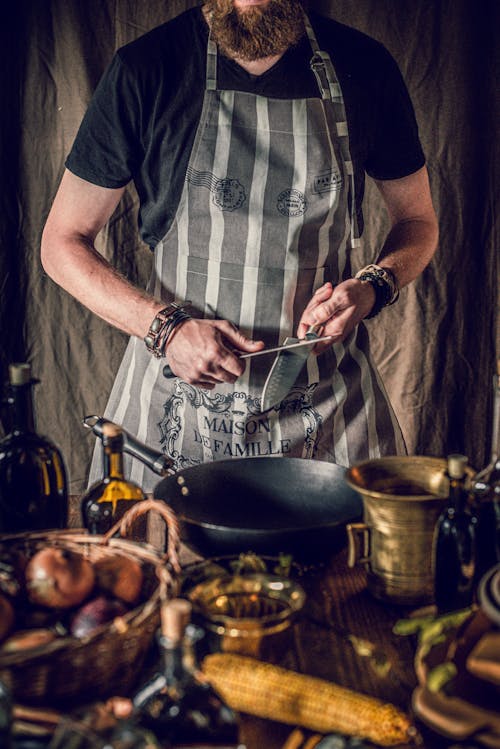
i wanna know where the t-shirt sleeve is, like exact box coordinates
[65,53,142,188]
[365,45,426,181]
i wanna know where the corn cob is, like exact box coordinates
[202,653,415,747]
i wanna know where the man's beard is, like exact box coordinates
[204,1,306,61]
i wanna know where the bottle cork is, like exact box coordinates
[101,422,123,439]
[447,453,468,479]
[161,598,192,642]
[8,363,31,386]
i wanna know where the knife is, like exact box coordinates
[162,330,332,378]
[240,334,332,359]
[260,324,324,411]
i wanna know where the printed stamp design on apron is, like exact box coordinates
[186,166,246,211]
[313,169,343,195]
[277,188,308,217]
[159,381,322,470]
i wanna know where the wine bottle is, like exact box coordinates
[471,359,500,582]
[433,454,477,613]
[0,362,68,533]
[133,598,240,748]
[80,422,147,537]
[0,678,12,749]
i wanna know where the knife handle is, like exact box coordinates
[305,322,323,338]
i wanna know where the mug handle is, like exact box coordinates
[346,522,371,568]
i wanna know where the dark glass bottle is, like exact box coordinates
[471,361,500,583]
[433,454,477,612]
[133,598,240,749]
[80,422,147,537]
[0,363,68,533]
[0,678,12,749]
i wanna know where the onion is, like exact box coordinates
[70,595,128,639]
[25,547,95,609]
[93,555,143,605]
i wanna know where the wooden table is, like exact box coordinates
[171,538,449,749]
[18,497,451,749]
[233,548,421,749]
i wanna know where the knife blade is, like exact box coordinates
[162,331,332,378]
[260,324,324,411]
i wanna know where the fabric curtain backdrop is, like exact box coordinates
[0,0,498,494]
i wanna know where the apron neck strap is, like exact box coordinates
[303,11,342,102]
[303,10,360,246]
[206,30,218,91]
[204,9,360,246]
[206,11,341,101]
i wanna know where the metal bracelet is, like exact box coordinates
[144,301,191,357]
[157,309,192,357]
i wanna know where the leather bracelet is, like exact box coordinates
[157,309,192,357]
[355,264,399,319]
[144,301,191,358]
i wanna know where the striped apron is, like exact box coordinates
[90,15,406,492]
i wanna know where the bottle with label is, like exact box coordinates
[0,362,68,533]
[471,360,500,583]
[80,423,147,537]
[133,598,240,748]
[433,454,477,613]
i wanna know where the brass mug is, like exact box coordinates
[345,456,465,606]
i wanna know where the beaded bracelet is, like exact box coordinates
[144,302,191,358]
[354,264,399,319]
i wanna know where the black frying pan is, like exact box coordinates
[84,418,362,562]
[153,457,362,561]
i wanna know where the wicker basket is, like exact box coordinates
[0,499,180,707]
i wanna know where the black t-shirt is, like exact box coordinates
[66,7,425,248]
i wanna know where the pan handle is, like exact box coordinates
[346,522,371,568]
[83,415,175,477]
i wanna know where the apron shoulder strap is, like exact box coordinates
[303,11,361,247]
[206,35,217,91]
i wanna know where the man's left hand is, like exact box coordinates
[297,280,376,353]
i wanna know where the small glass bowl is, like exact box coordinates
[184,565,306,659]
[188,572,306,636]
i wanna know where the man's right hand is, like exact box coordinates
[165,318,264,389]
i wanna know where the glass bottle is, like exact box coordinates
[133,598,240,749]
[433,454,477,613]
[0,362,68,533]
[471,360,500,583]
[80,423,147,537]
[0,678,12,749]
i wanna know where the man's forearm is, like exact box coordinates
[373,167,439,289]
[41,232,162,339]
[375,215,439,289]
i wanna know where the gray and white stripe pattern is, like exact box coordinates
[89,14,405,492]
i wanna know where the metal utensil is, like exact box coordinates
[162,331,332,378]
[154,456,362,561]
[82,415,174,476]
[260,324,324,411]
[240,334,332,359]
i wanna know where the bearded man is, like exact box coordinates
[41,0,438,489]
